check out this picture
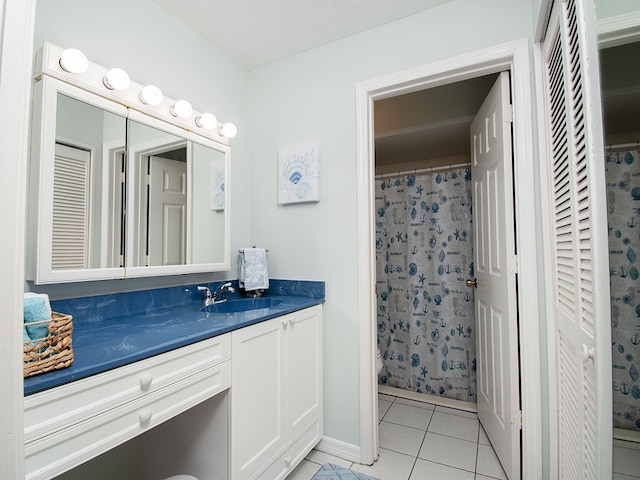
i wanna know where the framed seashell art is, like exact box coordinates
[278,142,320,204]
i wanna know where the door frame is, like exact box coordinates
[355,39,542,478]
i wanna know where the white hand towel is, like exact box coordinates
[238,248,269,291]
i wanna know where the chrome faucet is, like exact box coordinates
[197,283,235,306]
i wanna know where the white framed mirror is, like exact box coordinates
[27,67,230,284]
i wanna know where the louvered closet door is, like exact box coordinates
[52,143,91,269]
[540,0,612,478]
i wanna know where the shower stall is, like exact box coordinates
[375,166,476,406]
[607,147,640,443]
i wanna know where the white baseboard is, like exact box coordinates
[315,436,363,464]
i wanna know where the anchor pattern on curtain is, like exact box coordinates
[375,168,476,402]
[607,149,640,432]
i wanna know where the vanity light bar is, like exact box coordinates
[34,42,236,144]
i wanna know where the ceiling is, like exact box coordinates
[150,0,452,70]
[599,41,640,140]
[374,74,498,169]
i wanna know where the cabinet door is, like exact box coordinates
[231,317,286,480]
[286,305,323,440]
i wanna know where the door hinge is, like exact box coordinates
[513,410,523,430]
[504,104,514,123]
[144,255,150,267]
[119,255,124,267]
[119,172,125,184]
[146,174,151,186]
[508,254,518,274]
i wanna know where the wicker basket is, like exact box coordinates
[23,312,73,378]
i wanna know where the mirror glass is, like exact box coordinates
[191,141,226,264]
[53,92,126,270]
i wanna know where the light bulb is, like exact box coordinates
[170,99,193,118]
[195,112,217,129]
[59,48,88,74]
[138,85,163,106]
[219,122,237,138]
[103,68,130,91]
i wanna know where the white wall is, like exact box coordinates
[595,0,640,20]
[32,0,250,299]
[246,0,535,446]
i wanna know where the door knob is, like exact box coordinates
[466,278,477,288]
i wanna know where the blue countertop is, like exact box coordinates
[24,279,324,395]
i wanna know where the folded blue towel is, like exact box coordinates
[24,293,52,340]
[238,248,269,291]
[23,326,32,343]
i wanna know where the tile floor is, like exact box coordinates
[287,392,640,480]
[288,393,507,480]
[614,437,640,479]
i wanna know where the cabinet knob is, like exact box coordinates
[139,372,153,390]
[139,409,153,426]
[284,456,292,467]
[281,319,288,329]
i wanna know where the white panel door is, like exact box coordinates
[470,71,520,480]
[148,156,186,266]
[539,0,612,478]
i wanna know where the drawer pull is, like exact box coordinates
[139,372,153,390]
[139,409,153,425]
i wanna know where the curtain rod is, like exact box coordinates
[375,162,471,179]
[606,142,639,150]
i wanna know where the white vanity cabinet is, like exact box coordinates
[231,305,323,480]
[23,334,231,480]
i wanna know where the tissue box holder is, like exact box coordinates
[23,312,73,378]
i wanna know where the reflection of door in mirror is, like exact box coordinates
[54,93,126,270]
[126,119,186,267]
[147,153,187,266]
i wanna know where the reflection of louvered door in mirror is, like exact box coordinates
[52,142,90,270]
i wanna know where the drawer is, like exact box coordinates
[253,416,322,480]
[25,359,230,480]
[24,333,230,443]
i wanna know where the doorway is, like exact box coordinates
[599,38,640,474]
[373,70,520,478]
[373,73,498,409]
[355,39,542,479]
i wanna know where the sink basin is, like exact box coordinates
[201,297,283,313]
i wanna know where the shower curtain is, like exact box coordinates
[607,149,640,432]
[375,168,476,403]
